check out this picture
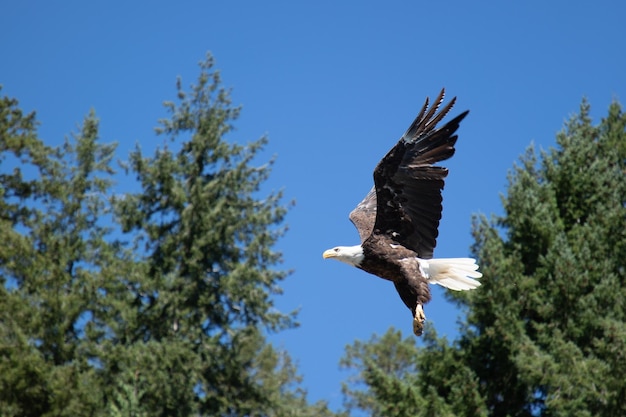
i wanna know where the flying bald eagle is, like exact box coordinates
[322,90,482,336]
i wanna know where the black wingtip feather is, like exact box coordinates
[401,89,465,144]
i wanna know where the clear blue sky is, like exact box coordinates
[2,0,625,410]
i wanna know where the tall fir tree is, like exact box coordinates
[340,98,626,416]
[106,55,338,416]
[110,54,299,415]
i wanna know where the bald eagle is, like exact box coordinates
[322,90,481,336]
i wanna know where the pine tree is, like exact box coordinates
[340,98,626,416]
[108,55,333,416]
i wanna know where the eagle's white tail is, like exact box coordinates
[419,258,482,291]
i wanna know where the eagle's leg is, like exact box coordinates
[412,303,426,336]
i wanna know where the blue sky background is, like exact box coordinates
[2,1,625,410]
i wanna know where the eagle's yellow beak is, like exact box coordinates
[322,249,336,259]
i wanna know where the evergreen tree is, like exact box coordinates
[110,54,304,415]
[340,98,626,416]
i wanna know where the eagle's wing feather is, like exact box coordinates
[370,89,468,258]
[349,186,377,243]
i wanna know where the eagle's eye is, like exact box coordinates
[334,248,339,252]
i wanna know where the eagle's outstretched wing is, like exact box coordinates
[369,89,468,258]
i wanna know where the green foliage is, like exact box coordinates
[0,54,337,416]
[340,325,486,417]
[1,94,118,415]
[463,98,626,416]
[107,55,310,415]
[341,327,423,416]
[340,98,626,416]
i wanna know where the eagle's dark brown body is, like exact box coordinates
[359,235,432,318]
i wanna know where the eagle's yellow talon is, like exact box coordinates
[413,304,425,336]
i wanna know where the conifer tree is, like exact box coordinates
[105,55,338,416]
[109,54,298,415]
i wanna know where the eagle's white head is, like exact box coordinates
[322,245,364,267]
